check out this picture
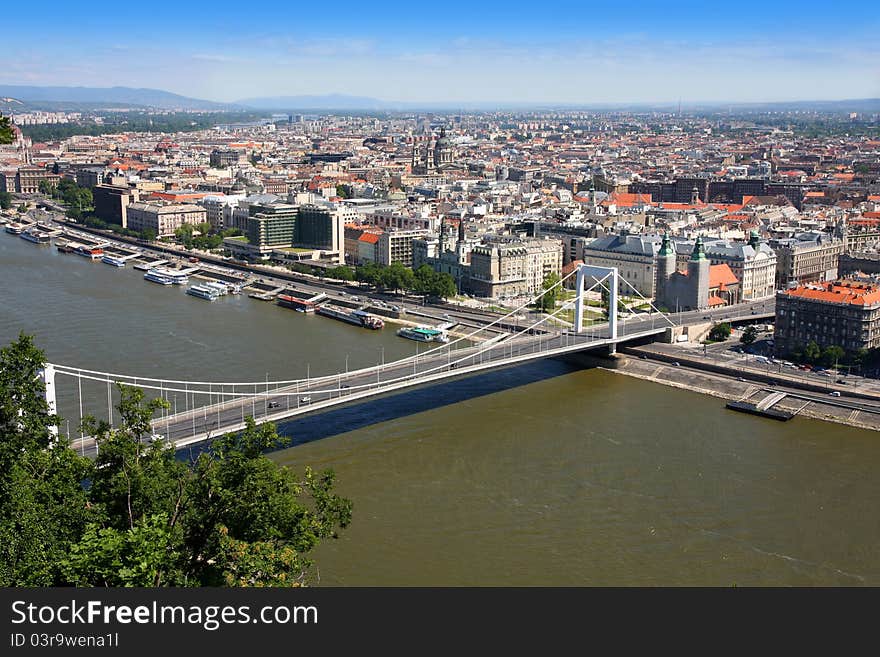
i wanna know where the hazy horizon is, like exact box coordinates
[5,0,879,106]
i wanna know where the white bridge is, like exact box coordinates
[40,265,690,453]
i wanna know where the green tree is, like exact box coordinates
[538,273,561,312]
[17,203,27,214]
[0,114,14,144]
[0,335,95,585]
[740,325,758,347]
[600,286,627,319]
[804,340,821,364]
[708,323,732,342]
[356,261,382,287]
[0,336,352,587]
[429,272,457,300]
[140,228,157,242]
[0,191,11,210]
[821,345,845,370]
[326,265,355,281]
[335,184,349,199]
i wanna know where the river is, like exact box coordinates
[3,232,879,585]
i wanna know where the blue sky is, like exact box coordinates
[4,1,879,104]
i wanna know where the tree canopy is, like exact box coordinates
[0,334,351,587]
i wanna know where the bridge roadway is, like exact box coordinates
[148,298,774,449]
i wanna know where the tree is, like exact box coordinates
[804,340,821,364]
[335,184,349,199]
[430,272,457,300]
[0,191,11,210]
[0,335,352,587]
[740,325,758,347]
[0,114,14,145]
[821,345,845,369]
[708,323,732,342]
[326,265,354,282]
[538,273,560,313]
[17,203,27,214]
[600,285,627,319]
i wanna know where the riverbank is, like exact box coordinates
[600,352,880,432]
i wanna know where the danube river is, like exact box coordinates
[3,233,880,585]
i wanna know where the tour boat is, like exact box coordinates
[144,270,174,285]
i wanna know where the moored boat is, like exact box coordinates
[186,284,220,301]
[144,270,174,285]
[101,255,127,267]
[396,326,448,342]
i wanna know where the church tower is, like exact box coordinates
[748,229,760,249]
[687,235,710,310]
[655,232,676,307]
[691,186,700,205]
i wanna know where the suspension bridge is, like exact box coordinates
[37,265,769,455]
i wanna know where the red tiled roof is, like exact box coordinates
[707,295,726,306]
[358,233,380,244]
[709,264,738,289]
[784,281,880,306]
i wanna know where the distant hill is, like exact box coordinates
[0,85,234,110]
[236,94,393,110]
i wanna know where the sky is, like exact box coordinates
[4,0,879,105]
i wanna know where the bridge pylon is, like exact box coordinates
[573,264,619,339]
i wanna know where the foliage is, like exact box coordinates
[18,111,271,142]
[0,191,11,210]
[0,114,14,144]
[708,323,732,342]
[413,264,457,300]
[820,345,845,369]
[326,265,355,282]
[0,336,351,587]
[537,273,561,312]
[804,340,821,363]
[740,325,758,347]
[335,184,349,199]
[600,285,627,319]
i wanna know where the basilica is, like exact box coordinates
[411,127,463,175]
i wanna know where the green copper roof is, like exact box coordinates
[690,235,707,261]
[658,232,675,257]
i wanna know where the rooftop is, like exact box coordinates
[783,281,880,307]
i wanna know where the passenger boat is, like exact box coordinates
[20,229,51,244]
[151,267,189,284]
[202,281,229,295]
[186,284,220,301]
[5,222,24,234]
[396,326,448,342]
[56,240,79,253]
[144,270,174,285]
[101,255,127,267]
[351,309,384,329]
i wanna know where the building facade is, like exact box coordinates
[770,233,844,289]
[125,202,207,237]
[774,281,880,355]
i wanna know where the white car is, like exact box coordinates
[149,433,164,442]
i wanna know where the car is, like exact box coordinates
[671,361,680,367]
[836,379,847,385]
[443,313,450,318]
[639,354,648,360]
[340,384,350,389]
[737,377,745,381]
[300,396,311,403]
[829,391,841,397]
[149,433,164,443]
[391,305,400,311]
[267,401,281,408]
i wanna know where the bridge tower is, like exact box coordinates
[38,364,59,441]
[573,263,619,341]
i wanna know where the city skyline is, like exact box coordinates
[4,0,879,106]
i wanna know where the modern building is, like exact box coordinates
[93,184,138,227]
[246,203,298,249]
[375,228,431,267]
[774,281,880,355]
[125,202,207,237]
